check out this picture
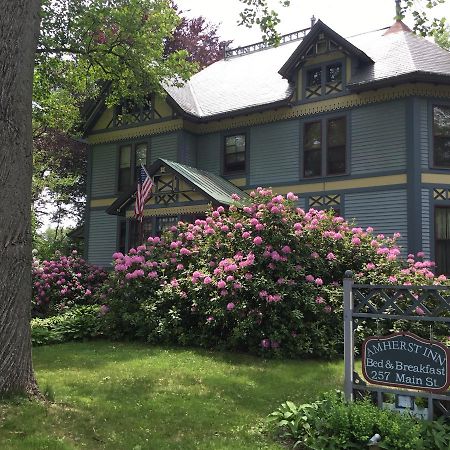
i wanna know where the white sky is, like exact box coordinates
[177,0,450,46]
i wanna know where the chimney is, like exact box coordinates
[310,15,316,28]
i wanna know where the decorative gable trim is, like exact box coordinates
[279,20,373,81]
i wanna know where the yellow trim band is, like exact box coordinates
[422,173,450,185]
[87,119,183,144]
[126,204,210,218]
[246,174,407,196]
[90,198,117,208]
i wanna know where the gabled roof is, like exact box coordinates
[278,19,373,80]
[164,20,450,119]
[106,158,249,216]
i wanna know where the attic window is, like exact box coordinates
[305,62,343,99]
[114,97,153,127]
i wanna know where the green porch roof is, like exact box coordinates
[106,158,249,216]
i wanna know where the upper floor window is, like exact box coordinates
[433,105,450,168]
[303,116,347,178]
[224,134,246,173]
[118,142,148,192]
[114,97,153,127]
[305,62,343,99]
[118,145,132,192]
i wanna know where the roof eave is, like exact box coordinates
[347,72,450,92]
[170,94,294,123]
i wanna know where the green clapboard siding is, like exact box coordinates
[197,133,221,174]
[250,120,300,185]
[87,210,118,267]
[180,131,197,166]
[351,101,406,175]
[150,133,178,163]
[419,98,430,169]
[421,188,431,257]
[345,189,408,250]
[91,143,116,197]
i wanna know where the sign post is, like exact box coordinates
[343,270,354,402]
[342,271,450,421]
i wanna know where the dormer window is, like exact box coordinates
[305,61,343,99]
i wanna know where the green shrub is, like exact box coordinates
[100,188,448,358]
[31,305,107,345]
[268,391,450,450]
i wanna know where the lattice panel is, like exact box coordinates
[353,286,450,321]
[434,188,450,200]
[309,194,340,208]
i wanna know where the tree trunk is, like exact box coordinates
[0,0,41,395]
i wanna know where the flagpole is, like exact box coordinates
[134,164,155,245]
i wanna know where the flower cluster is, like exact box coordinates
[32,251,107,317]
[102,188,447,357]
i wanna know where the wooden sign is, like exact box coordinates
[362,332,450,392]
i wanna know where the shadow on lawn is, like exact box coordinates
[23,341,345,449]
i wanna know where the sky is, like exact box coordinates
[176,0,450,46]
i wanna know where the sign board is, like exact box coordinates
[362,332,450,392]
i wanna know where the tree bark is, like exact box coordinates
[0,0,41,395]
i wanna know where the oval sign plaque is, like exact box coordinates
[362,332,450,392]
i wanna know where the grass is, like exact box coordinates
[0,341,344,449]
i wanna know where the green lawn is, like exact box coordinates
[0,342,344,449]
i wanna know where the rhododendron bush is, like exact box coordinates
[101,188,447,358]
[32,251,107,317]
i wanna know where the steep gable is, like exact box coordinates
[278,19,373,82]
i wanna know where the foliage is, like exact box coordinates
[33,130,88,228]
[434,24,450,50]
[32,251,107,318]
[238,0,291,44]
[32,227,82,261]
[31,305,107,345]
[167,2,231,69]
[268,391,450,450]
[401,0,448,38]
[101,188,447,358]
[0,342,343,448]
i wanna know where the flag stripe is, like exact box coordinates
[134,165,154,220]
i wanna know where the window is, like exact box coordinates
[118,220,127,254]
[435,207,450,275]
[303,117,346,178]
[433,105,450,168]
[114,97,153,127]
[135,143,147,178]
[118,145,132,192]
[118,142,148,192]
[224,134,246,173]
[305,62,343,99]
[156,216,179,234]
[130,218,153,248]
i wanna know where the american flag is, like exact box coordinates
[134,165,154,220]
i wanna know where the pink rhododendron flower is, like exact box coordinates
[315,278,323,286]
[203,276,212,284]
[261,339,270,348]
[253,236,263,245]
[227,302,235,310]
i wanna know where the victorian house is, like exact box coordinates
[83,18,450,274]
